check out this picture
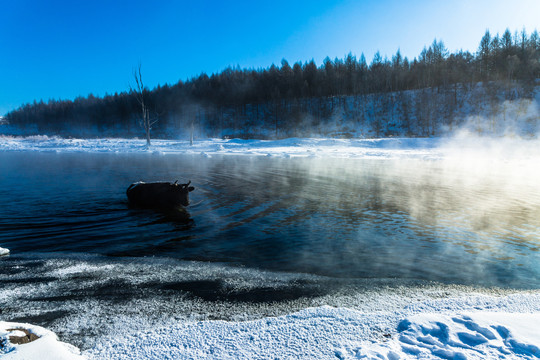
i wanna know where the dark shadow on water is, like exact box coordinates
[28,279,142,303]
[8,310,70,328]
[159,279,326,303]
[22,277,327,304]
[1,276,59,284]
[0,260,46,276]
[128,204,195,227]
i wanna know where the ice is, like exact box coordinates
[1,253,540,360]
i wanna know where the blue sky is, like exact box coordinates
[1,0,539,115]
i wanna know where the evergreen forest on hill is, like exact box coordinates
[3,28,540,139]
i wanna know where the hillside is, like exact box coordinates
[1,81,539,139]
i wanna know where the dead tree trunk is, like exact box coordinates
[132,65,157,146]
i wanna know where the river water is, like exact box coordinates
[0,151,539,348]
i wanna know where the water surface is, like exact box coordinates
[1,151,538,287]
[2,150,540,349]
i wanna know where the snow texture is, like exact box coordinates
[0,136,441,159]
[83,302,540,360]
[3,300,540,359]
[360,313,540,359]
[3,135,540,169]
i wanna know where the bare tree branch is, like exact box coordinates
[131,64,157,146]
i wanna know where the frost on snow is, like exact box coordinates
[84,306,540,360]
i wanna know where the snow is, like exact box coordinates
[2,135,540,163]
[364,313,540,359]
[0,247,9,256]
[0,135,442,159]
[4,296,540,359]
[0,322,85,360]
[82,295,540,360]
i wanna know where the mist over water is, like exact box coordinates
[0,148,538,287]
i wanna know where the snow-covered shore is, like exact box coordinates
[2,134,540,162]
[0,135,442,159]
[84,301,540,360]
[3,293,539,359]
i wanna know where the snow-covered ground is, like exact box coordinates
[2,292,539,359]
[2,134,540,162]
[2,135,540,359]
[84,300,540,360]
[0,135,442,159]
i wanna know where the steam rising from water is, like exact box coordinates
[1,133,539,286]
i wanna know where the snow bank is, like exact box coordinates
[0,322,85,360]
[83,303,540,360]
[3,135,540,162]
[3,304,539,359]
[0,136,441,159]
[0,247,9,256]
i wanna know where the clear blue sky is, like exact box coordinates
[1,0,539,115]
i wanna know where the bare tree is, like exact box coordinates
[131,64,157,146]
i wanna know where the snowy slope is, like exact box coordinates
[2,82,539,139]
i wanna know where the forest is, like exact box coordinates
[3,28,540,139]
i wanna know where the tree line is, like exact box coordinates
[5,28,540,138]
